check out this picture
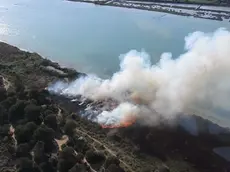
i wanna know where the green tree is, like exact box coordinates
[0,96,16,109]
[104,156,120,168]
[0,124,10,137]
[24,104,41,124]
[0,104,8,125]
[58,147,78,172]
[64,120,77,137]
[8,100,26,124]
[33,124,54,142]
[106,164,125,172]
[16,143,31,159]
[33,124,55,153]
[17,157,41,172]
[0,87,7,102]
[34,141,48,164]
[85,149,105,164]
[44,114,58,131]
[15,122,37,144]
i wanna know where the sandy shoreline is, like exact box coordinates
[68,0,230,21]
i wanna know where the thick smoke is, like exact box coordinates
[49,28,230,127]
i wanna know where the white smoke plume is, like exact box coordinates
[49,28,230,128]
[97,102,139,126]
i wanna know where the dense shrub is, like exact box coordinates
[47,105,59,114]
[44,114,57,131]
[33,124,55,143]
[57,159,69,172]
[16,143,31,158]
[0,104,8,125]
[43,109,54,117]
[14,76,25,93]
[28,99,38,105]
[17,90,28,100]
[67,135,87,149]
[76,153,84,163]
[39,162,56,172]
[0,87,7,102]
[61,144,67,150]
[59,147,77,160]
[8,100,26,124]
[15,122,37,144]
[69,164,86,172]
[104,156,120,168]
[64,120,77,136]
[58,147,77,172]
[67,113,80,121]
[85,150,105,164]
[33,141,47,164]
[49,154,58,168]
[106,164,125,172]
[7,90,16,97]
[156,164,170,172]
[72,136,89,154]
[28,89,50,105]
[66,137,75,147]
[33,125,54,142]
[24,104,41,124]
[142,167,153,172]
[0,124,10,137]
[17,157,41,172]
[0,96,16,109]
[40,58,53,66]
[28,89,40,100]
[33,124,55,153]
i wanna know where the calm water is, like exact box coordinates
[1,0,230,78]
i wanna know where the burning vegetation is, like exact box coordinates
[1,38,230,172]
[49,28,230,129]
[101,114,137,129]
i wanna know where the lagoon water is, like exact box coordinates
[1,0,230,78]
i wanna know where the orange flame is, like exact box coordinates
[101,114,136,129]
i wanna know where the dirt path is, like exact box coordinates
[3,77,11,90]
[9,125,17,147]
[55,135,69,151]
[55,135,97,172]
[0,76,11,90]
[75,128,135,172]
[57,108,62,118]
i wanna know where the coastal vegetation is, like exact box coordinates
[0,42,230,172]
[68,0,230,22]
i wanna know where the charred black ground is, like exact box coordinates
[0,42,230,172]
